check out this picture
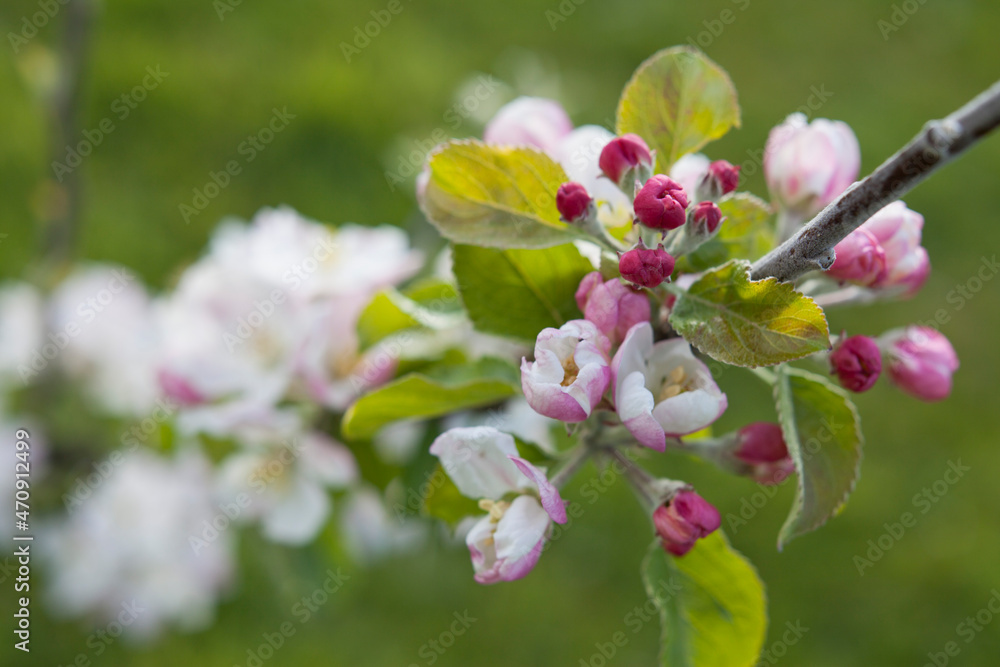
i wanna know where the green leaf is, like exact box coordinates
[419,139,580,249]
[341,358,519,440]
[453,243,594,341]
[668,260,829,367]
[642,532,767,667]
[773,366,864,549]
[357,287,463,349]
[616,46,741,172]
[676,193,775,273]
[423,464,483,526]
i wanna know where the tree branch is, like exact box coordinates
[751,79,1000,283]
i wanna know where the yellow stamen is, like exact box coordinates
[561,356,580,387]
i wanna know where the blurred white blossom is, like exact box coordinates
[42,448,233,637]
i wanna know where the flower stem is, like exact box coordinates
[549,445,592,489]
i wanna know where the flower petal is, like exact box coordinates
[429,427,524,499]
[509,456,567,524]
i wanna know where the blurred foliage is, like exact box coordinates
[2,0,1000,665]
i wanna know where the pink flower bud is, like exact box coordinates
[574,271,650,345]
[827,228,887,286]
[861,202,929,296]
[691,201,723,234]
[764,113,860,218]
[483,97,573,154]
[735,422,794,485]
[599,133,653,190]
[706,160,740,196]
[884,326,959,402]
[829,335,882,393]
[653,490,721,556]
[556,181,593,223]
[634,175,689,230]
[618,243,675,289]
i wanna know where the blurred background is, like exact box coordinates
[2,0,999,665]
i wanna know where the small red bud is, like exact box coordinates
[692,201,723,234]
[653,490,721,557]
[633,175,689,230]
[707,160,740,195]
[830,335,882,393]
[556,181,593,223]
[619,243,675,289]
[599,134,653,187]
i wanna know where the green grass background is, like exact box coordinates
[2,0,999,664]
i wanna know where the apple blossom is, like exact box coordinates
[830,335,882,393]
[827,227,887,286]
[574,271,651,345]
[634,175,690,230]
[483,96,573,154]
[41,449,233,637]
[652,490,721,556]
[618,243,675,289]
[861,201,930,295]
[556,181,594,223]
[612,322,727,451]
[429,427,567,583]
[764,113,860,219]
[735,422,795,485]
[691,200,724,235]
[883,326,959,401]
[598,133,653,191]
[520,320,612,423]
[216,429,357,545]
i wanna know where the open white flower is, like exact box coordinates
[430,426,566,584]
[612,323,727,451]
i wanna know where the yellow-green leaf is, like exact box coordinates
[419,139,579,249]
[774,366,864,549]
[616,46,741,172]
[642,532,768,667]
[669,260,829,367]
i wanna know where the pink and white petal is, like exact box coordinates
[429,427,524,499]
[466,514,499,578]
[651,389,728,437]
[491,496,551,582]
[261,477,331,545]
[612,322,654,395]
[509,456,567,524]
[618,371,665,451]
[520,380,589,422]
